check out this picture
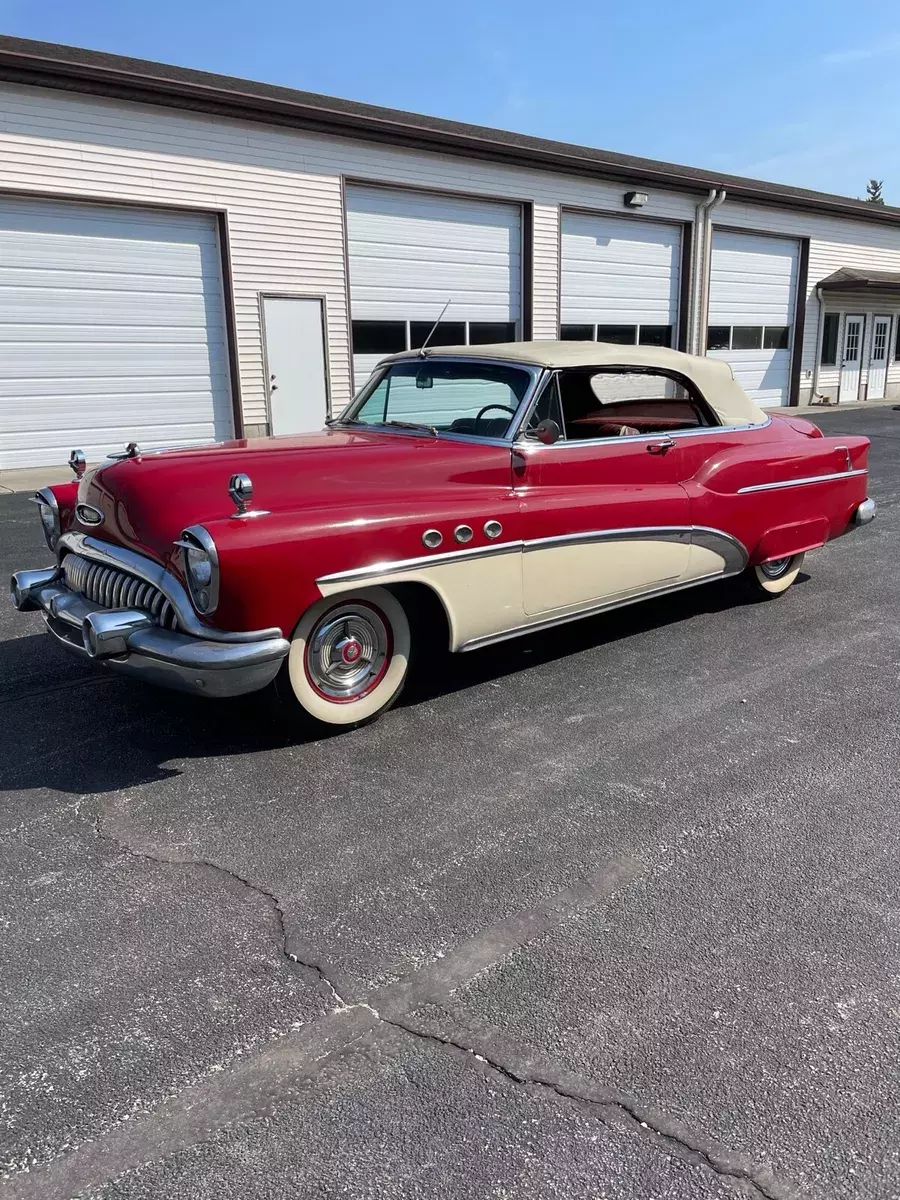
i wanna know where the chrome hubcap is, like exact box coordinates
[760,556,792,579]
[305,604,390,700]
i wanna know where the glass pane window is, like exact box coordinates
[560,324,595,341]
[821,313,840,365]
[731,326,763,351]
[409,320,466,349]
[352,321,407,355]
[596,325,637,345]
[556,367,714,440]
[468,321,517,344]
[707,326,731,351]
[638,325,673,347]
[763,326,791,350]
[351,361,532,435]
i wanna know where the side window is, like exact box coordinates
[556,369,716,440]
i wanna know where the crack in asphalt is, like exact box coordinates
[83,802,798,1200]
[91,804,347,1010]
[370,1009,798,1200]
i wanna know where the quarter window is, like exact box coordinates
[549,367,716,441]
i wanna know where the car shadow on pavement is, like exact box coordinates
[0,575,795,798]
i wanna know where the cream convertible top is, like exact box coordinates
[384,341,768,428]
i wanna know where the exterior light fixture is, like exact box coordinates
[624,191,649,208]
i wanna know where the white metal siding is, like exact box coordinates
[346,185,521,384]
[707,230,799,407]
[560,212,681,331]
[532,203,560,338]
[0,194,231,468]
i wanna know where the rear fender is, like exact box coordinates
[753,517,830,565]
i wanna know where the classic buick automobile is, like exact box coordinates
[12,341,875,730]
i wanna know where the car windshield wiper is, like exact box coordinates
[382,419,438,436]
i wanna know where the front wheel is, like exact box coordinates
[745,552,805,598]
[274,587,411,730]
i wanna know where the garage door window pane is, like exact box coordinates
[596,325,637,345]
[352,321,407,355]
[731,326,763,350]
[707,326,731,351]
[560,324,595,341]
[639,325,673,347]
[763,326,791,350]
[468,321,517,344]
[409,321,467,349]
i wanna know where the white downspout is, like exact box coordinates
[691,189,717,355]
[810,286,826,403]
[696,188,727,355]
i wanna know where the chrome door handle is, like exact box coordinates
[647,437,675,454]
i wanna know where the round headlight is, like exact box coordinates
[179,526,219,616]
[33,489,60,550]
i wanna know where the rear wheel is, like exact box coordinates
[746,553,805,597]
[274,587,411,730]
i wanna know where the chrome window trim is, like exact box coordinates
[57,532,281,643]
[737,467,867,494]
[316,524,748,587]
[334,357,545,447]
[515,413,773,451]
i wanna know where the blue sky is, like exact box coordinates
[1,0,898,202]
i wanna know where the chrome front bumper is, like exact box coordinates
[11,568,289,699]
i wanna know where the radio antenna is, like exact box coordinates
[418,299,452,357]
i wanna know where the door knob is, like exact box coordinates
[647,437,675,454]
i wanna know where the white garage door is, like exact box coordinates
[707,231,799,407]
[346,185,521,387]
[560,212,682,348]
[0,195,232,469]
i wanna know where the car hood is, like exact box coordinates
[75,428,506,563]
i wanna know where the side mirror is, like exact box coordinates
[534,419,561,445]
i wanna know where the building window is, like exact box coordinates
[763,326,791,350]
[821,313,840,365]
[560,324,595,340]
[638,325,673,347]
[468,321,517,344]
[409,320,466,349]
[707,326,730,351]
[351,321,407,355]
[596,325,637,344]
[731,326,763,351]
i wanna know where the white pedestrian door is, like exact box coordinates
[839,315,865,403]
[867,316,891,400]
[262,296,329,435]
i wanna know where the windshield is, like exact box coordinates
[343,360,535,438]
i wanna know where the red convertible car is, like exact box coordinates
[12,341,875,730]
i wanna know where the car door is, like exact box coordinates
[516,370,691,617]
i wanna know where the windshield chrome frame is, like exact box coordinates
[331,356,546,446]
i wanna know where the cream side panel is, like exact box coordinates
[317,551,524,650]
[684,544,728,580]
[523,540,690,616]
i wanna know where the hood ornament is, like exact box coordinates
[69,449,86,479]
[107,441,141,461]
[228,472,269,519]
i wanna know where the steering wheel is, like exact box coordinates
[474,403,517,426]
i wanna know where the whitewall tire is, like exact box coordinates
[275,587,411,729]
[749,553,805,597]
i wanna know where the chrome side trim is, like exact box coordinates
[737,467,867,494]
[524,526,692,551]
[316,539,524,585]
[58,532,281,643]
[458,566,744,653]
[316,525,748,586]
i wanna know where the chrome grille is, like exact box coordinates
[62,553,179,630]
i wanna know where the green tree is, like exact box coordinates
[866,179,885,205]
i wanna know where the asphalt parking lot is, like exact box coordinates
[1,406,899,1200]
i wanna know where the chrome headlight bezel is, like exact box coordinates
[177,525,219,616]
[31,487,61,551]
